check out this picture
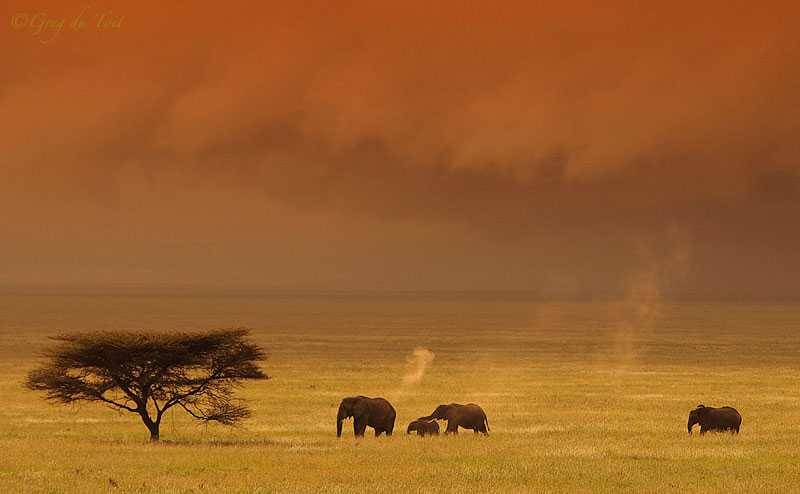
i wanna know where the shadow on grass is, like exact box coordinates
[95,436,337,450]
[157,438,285,448]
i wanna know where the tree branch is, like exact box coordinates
[94,392,140,413]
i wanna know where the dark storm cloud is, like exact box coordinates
[1,0,799,295]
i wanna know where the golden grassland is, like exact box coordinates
[1,294,800,492]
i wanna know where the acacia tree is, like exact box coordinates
[26,328,267,442]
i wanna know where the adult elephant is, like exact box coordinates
[687,404,741,434]
[336,396,396,437]
[419,403,489,434]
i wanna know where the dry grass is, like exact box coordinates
[1,294,800,492]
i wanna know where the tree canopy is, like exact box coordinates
[26,328,268,441]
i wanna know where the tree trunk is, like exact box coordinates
[140,412,161,442]
[149,426,160,442]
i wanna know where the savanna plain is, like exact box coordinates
[1,292,799,493]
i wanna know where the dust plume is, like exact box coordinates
[611,226,692,365]
[402,348,435,385]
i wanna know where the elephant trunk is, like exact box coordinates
[687,418,695,434]
[337,404,348,438]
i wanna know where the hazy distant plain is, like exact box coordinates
[1,292,799,492]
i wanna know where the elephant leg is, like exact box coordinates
[445,423,459,434]
[374,428,382,437]
[354,417,368,437]
[699,426,707,435]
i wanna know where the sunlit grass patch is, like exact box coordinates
[2,298,800,492]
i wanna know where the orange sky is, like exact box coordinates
[1,1,799,297]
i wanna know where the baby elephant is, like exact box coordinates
[406,419,440,436]
[687,404,741,434]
